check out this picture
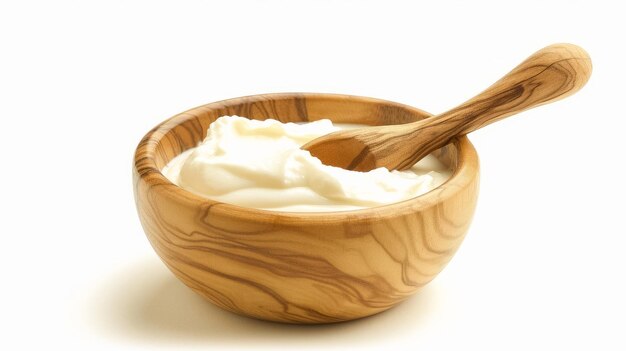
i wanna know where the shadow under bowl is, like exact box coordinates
[133,93,480,324]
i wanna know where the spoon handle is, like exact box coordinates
[408,44,592,160]
[304,44,592,172]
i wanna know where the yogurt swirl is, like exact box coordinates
[162,116,450,212]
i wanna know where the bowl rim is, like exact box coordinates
[133,92,479,223]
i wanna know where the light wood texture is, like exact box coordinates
[133,93,479,324]
[304,44,592,171]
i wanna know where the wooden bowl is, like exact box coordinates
[133,93,480,324]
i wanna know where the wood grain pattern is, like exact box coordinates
[133,93,479,324]
[304,44,592,171]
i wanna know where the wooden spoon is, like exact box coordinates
[303,43,592,171]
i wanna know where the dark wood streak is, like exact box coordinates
[157,239,340,323]
[292,96,309,122]
[368,228,435,287]
[133,93,480,323]
[167,264,239,312]
[160,224,392,303]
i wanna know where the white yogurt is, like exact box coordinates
[162,116,451,212]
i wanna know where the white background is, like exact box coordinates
[1,0,624,350]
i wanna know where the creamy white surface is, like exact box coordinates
[162,116,451,212]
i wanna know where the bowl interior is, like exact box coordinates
[143,93,459,174]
